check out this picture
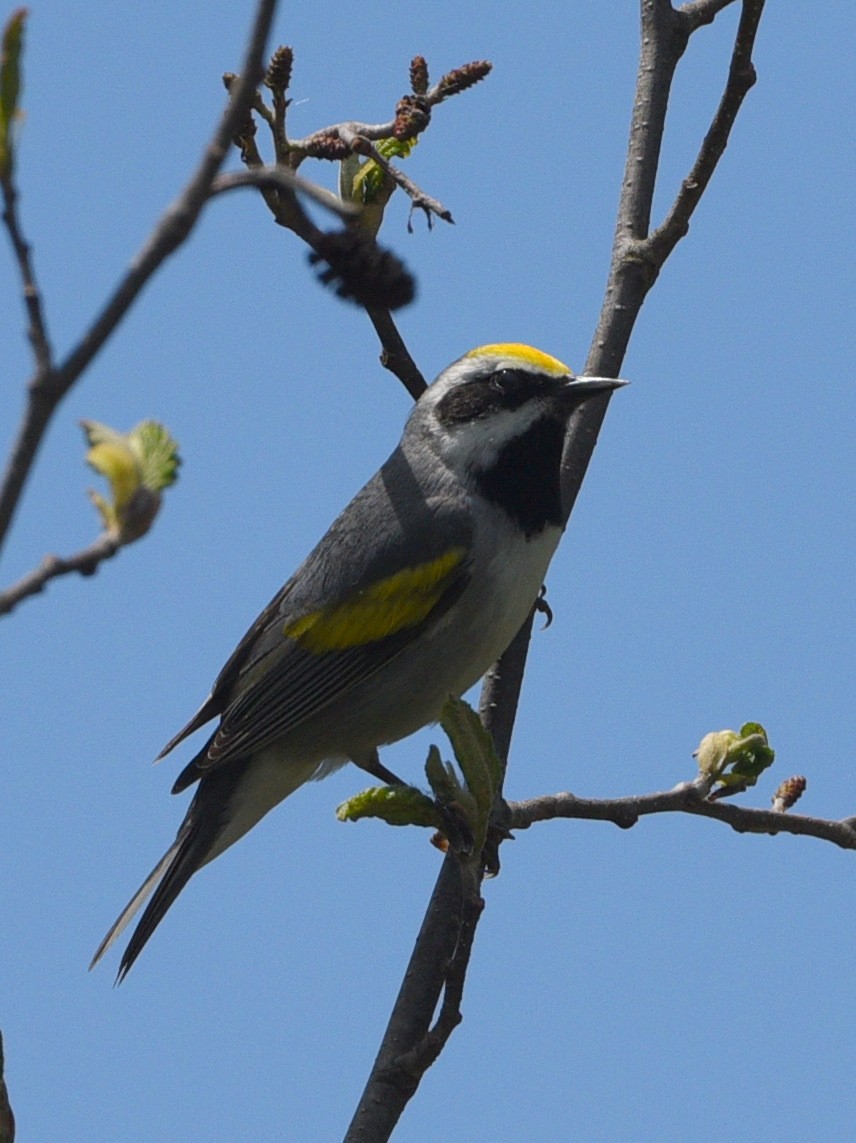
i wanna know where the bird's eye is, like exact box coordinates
[489,370,512,393]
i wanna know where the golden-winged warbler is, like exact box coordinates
[92,343,626,978]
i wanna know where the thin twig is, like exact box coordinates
[0,532,120,616]
[1,177,52,376]
[508,782,856,851]
[209,165,358,220]
[364,306,427,399]
[644,0,763,268]
[0,0,279,562]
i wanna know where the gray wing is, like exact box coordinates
[161,445,473,789]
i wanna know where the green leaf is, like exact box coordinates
[0,8,26,179]
[439,695,501,815]
[424,743,460,805]
[336,784,440,828]
[694,722,775,788]
[128,420,181,491]
[81,418,180,542]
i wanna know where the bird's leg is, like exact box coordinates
[353,748,407,787]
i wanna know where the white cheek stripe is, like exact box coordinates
[433,402,546,473]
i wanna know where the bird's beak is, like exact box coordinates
[555,375,629,409]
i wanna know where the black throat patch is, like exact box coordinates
[472,415,565,538]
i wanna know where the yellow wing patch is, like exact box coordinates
[465,343,572,378]
[283,548,467,652]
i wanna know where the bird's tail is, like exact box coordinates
[90,763,244,982]
[89,840,183,978]
[92,751,323,980]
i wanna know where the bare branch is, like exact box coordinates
[229,54,492,400]
[644,0,763,268]
[392,865,484,1075]
[0,0,279,562]
[364,306,427,400]
[1,176,52,376]
[226,127,427,398]
[209,165,358,220]
[343,855,465,1143]
[508,781,856,852]
[0,531,120,616]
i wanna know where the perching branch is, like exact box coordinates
[0,0,280,562]
[347,3,767,1139]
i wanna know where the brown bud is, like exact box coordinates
[432,59,492,102]
[410,55,429,95]
[303,133,351,160]
[392,95,431,141]
[771,775,807,813]
[265,45,293,92]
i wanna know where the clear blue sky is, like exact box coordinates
[3,3,855,1140]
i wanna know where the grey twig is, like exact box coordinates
[644,0,763,268]
[1,173,52,377]
[508,782,856,851]
[0,531,120,616]
[209,165,358,220]
[0,0,279,562]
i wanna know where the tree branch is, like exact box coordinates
[208,165,358,220]
[508,781,856,850]
[0,0,279,562]
[346,4,767,1138]
[0,531,120,616]
[1,173,52,377]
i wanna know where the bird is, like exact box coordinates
[91,343,625,979]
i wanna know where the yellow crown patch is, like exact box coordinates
[465,343,572,377]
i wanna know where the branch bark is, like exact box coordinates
[0,531,120,616]
[508,781,856,850]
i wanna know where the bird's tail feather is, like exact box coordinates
[89,841,181,975]
[91,777,232,981]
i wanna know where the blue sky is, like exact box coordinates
[2,3,855,1140]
